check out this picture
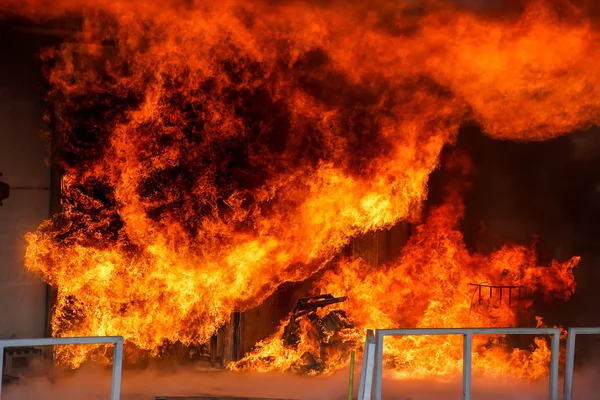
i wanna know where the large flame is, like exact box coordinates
[235,155,578,379]
[2,0,595,376]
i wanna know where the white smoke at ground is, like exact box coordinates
[3,364,346,400]
[4,363,600,400]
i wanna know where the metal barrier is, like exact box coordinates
[3,328,598,400]
[0,336,124,400]
[357,328,560,400]
[357,329,376,400]
[564,327,600,400]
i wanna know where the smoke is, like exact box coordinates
[2,366,348,400]
[4,364,600,400]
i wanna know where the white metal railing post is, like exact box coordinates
[463,332,473,400]
[0,336,123,400]
[111,337,124,400]
[564,328,577,400]
[372,330,384,400]
[0,344,4,400]
[369,328,562,400]
[358,329,375,400]
[563,327,600,400]
[549,331,560,400]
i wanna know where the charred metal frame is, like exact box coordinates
[358,327,560,400]
[468,283,524,308]
[563,327,600,400]
[291,294,347,317]
[0,336,124,400]
[282,294,348,347]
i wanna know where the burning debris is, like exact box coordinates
[0,0,595,383]
[281,295,353,374]
[282,295,350,347]
[234,294,355,375]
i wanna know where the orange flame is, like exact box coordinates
[0,0,592,375]
[234,158,578,378]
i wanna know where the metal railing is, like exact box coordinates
[358,327,561,400]
[563,327,600,400]
[357,329,376,400]
[1,328,598,400]
[0,336,124,400]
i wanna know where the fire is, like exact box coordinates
[234,156,578,379]
[0,0,594,379]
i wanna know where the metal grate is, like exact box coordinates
[468,283,525,308]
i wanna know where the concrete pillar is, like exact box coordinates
[0,42,50,338]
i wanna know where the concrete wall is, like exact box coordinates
[0,26,53,338]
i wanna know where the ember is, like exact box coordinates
[1,0,597,384]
